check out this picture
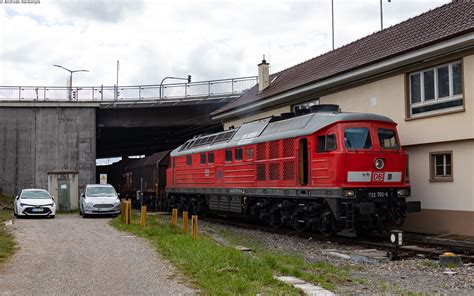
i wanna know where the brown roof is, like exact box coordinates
[213,1,473,117]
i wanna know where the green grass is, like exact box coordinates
[0,195,16,265]
[112,215,300,295]
[111,214,360,295]
[216,226,360,291]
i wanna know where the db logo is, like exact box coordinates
[372,172,384,181]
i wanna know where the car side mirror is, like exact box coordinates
[15,196,19,200]
[80,193,84,198]
[51,196,55,200]
[117,193,121,197]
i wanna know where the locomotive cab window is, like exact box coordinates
[344,128,372,149]
[186,155,192,166]
[317,134,337,153]
[235,148,243,161]
[378,128,399,150]
[246,147,254,160]
[208,152,214,164]
[225,150,233,162]
[200,153,206,164]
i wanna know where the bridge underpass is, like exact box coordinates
[96,103,226,158]
[0,77,257,195]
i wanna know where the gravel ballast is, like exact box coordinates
[0,215,194,295]
[200,220,474,295]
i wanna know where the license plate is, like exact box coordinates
[368,191,389,198]
[32,208,43,212]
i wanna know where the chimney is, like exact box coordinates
[258,56,270,92]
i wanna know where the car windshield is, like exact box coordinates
[86,187,116,197]
[21,190,50,199]
[378,128,399,150]
[344,128,372,149]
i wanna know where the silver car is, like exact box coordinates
[79,184,121,218]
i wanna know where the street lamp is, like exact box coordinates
[380,0,392,30]
[53,64,89,100]
[159,75,192,99]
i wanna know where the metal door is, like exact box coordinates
[299,138,309,186]
[58,179,70,211]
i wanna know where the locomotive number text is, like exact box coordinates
[368,192,389,198]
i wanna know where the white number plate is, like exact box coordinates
[32,208,43,212]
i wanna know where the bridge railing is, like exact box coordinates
[0,76,258,102]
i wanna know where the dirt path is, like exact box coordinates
[0,215,194,295]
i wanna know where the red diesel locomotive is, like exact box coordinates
[166,105,420,236]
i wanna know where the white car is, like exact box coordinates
[14,189,56,218]
[80,184,121,218]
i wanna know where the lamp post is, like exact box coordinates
[331,0,334,50]
[53,64,89,100]
[159,75,192,99]
[380,0,392,30]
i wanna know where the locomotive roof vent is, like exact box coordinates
[280,112,296,120]
[310,104,340,113]
[295,108,311,116]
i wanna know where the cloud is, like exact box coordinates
[0,0,450,86]
[55,0,144,23]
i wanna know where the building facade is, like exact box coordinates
[212,2,474,235]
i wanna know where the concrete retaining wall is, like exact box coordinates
[0,107,96,196]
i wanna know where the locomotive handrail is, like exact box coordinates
[0,76,258,102]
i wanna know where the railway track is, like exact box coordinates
[200,215,474,263]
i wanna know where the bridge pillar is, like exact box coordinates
[0,107,96,196]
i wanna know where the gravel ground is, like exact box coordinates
[200,220,474,295]
[0,215,194,296]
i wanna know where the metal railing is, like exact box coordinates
[0,76,258,102]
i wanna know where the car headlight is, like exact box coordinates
[113,199,120,206]
[84,199,94,206]
[46,203,55,207]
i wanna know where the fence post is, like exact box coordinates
[171,208,178,226]
[182,211,188,234]
[18,86,21,101]
[192,215,198,240]
[140,205,147,228]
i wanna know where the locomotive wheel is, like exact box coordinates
[319,212,335,237]
[291,212,308,233]
[269,211,282,230]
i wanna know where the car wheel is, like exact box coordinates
[83,213,88,218]
[50,215,55,219]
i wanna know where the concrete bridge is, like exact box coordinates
[0,77,257,195]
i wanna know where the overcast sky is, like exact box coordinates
[0,0,449,87]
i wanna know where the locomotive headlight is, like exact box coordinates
[397,188,410,197]
[342,189,355,198]
[375,158,384,170]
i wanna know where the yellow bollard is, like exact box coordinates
[191,215,198,240]
[182,211,189,234]
[140,205,147,228]
[124,200,128,224]
[126,200,131,225]
[171,208,178,226]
